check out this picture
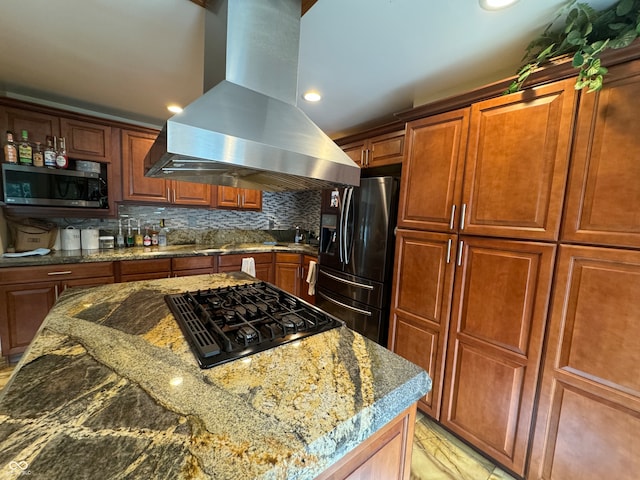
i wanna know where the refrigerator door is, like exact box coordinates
[318,187,346,272]
[316,286,386,345]
[317,266,384,308]
[343,176,397,282]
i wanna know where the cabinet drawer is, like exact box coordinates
[0,262,114,284]
[275,253,301,264]
[218,252,273,267]
[172,256,215,271]
[118,258,171,275]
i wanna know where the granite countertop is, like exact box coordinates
[0,273,431,479]
[0,242,319,268]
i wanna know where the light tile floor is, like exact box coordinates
[0,365,519,480]
[411,411,518,480]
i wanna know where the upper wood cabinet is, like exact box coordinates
[121,129,212,206]
[398,108,470,232]
[215,186,262,210]
[398,79,576,241]
[461,78,577,241]
[441,236,556,476]
[340,129,405,168]
[562,59,640,249]
[0,107,59,147]
[388,229,457,418]
[529,245,640,480]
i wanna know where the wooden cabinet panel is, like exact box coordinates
[562,59,640,249]
[462,79,576,241]
[0,107,60,145]
[217,253,274,283]
[442,236,555,476]
[299,255,317,304]
[118,258,171,282]
[60,118,112,162]
[388,229,457,418]
[121,129,169,203]
[215,186,262,210]
[316,404,416,480]
[529,245,640,480]
[398,109,469,232]
[275,253,302,296]
[172,180,212,206]
[0,283,57,356]
[340,130,404,168]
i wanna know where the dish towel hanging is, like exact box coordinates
[306,260,317,295]
[241,257,256,277]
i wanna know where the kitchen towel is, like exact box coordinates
[306,260,317,295]
[241,257,256,277]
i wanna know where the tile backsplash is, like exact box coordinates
[50,190,321,243]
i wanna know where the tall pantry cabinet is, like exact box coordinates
[389,78,577,476]
[528,59,640,480]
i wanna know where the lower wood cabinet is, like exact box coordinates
[299,255,317,305]
[441,236,556,476]
[0,262,115,356]
[528,245,640,480]
[275,253,302,296]
[218,253,274,283]
[315,403,416,480]
[171,256,216,277]
[388,229,457,418]
[117,258,171,282]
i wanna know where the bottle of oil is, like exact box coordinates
[3,131,18,164]
[18,130,33,165]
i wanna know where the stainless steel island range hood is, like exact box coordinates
[144,0,360,191]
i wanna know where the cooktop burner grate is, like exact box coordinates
[165,281,343,368]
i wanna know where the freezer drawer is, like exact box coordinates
[317,267,384,308]
[316,286,387,345]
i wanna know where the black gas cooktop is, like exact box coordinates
[165,282,344,368]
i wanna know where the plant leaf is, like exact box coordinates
[572,51,585,67]
[617,0,634,16]
[567,29,586,45]
[587,75,604,92]
[610,28,638,48]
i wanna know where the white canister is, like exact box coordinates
[61,226,81,251]
[80,228,100,251]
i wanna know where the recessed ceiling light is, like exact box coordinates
[167,105,183,114]
[303,91,322,102]
[479,0,520,10]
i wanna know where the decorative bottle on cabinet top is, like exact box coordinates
[18,130,33,165]
[55,137,68,169]
[3,130,18,164]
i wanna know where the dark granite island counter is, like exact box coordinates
[0,273,431,479]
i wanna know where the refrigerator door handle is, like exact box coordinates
[318,292,373,317]
[343,187,354,265]
[319,269,374,290]
[339,188,349,263]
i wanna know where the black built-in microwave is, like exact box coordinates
[1,163,108,208]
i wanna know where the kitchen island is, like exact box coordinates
[0,272,431,479]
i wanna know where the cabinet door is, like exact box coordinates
[562,59,640,249]
[240,189,262,210]
[398,109,469,232]
[118,258,171,282]
[529,245,640,480]
[461,79,576,241]
[0,107,60,145]
[341,139,367,167]
[275,254,301,296]
[0,282,57,356]
[388,229,457,418]
[441,236,555,476]
[216,186,240,208]
[60,118,112,162]
[121,129,169,203]
[367,130,405,168]
[172,180,212,206]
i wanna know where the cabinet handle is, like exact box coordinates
[360,150,365,166]
[460,203,467,230]
[54,284,59,299]
[365,149,370,167]
[457,240,464,266]
[449,205,456,230]
[167,188,171,202]
[47,270,72,276]
[446,238,452,264]
[237,193,241,207]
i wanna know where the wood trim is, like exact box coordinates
[188,0,317,16]
[396,39,640,123]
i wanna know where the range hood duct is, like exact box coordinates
[144,0,360,191]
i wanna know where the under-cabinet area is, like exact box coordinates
[0,249,317,358]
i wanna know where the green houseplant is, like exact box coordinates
[507,0,640,94]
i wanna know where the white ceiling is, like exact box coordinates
[0,0,617,139]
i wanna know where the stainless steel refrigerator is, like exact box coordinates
[315,176,399,345]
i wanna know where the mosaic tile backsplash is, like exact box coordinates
[50,190,321,245]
